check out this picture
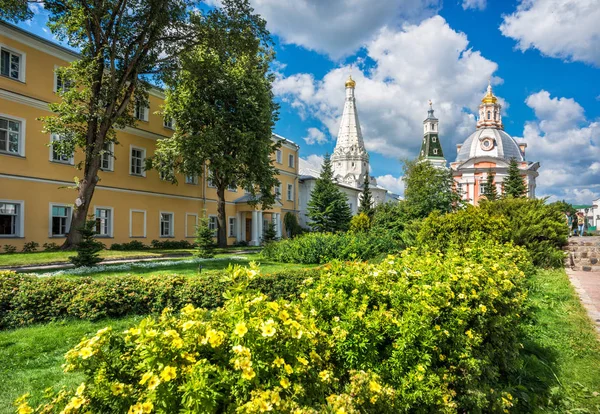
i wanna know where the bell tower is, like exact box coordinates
[477,79,503,130]
[419,101,446,169]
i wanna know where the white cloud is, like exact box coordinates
[517,90,600,203]
[500,0,600,67]
[303,127,328,145]
[299,154,324,175]
[462,0,487,10]
[274,16,498,162]
[375,174,405,195]
[250,0,440,58]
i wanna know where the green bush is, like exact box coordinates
[20,241,531,413]
[195,217,216,259]
[109,240,148,251]
[349,212,371,233]
[21,241,39,253]
[261,230,402,264]
[0,268,319,330]
[43,242,60,252]
[70,220,105,268]
[480,198,568,268]
[2,244,17,254]
[150,239,194,249]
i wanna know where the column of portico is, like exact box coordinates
[257,211,263,243]
[236,212,243,242]
[251,211,259,246]
[275,213,282,239]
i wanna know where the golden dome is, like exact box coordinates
[345,75,356,88]
[481,80,497,104]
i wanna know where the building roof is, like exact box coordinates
[456,128,524,162]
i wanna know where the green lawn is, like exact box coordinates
[0,246,261,268]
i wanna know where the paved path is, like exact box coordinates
[567,268,600,335]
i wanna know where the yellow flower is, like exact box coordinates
[241,367,256,380]
[182,320,196,331]
[284,364,293,374]
[273,357,285,367]
[141,401,154,413]
[479,304,487,313]
[279,310,290,321]
[181,304,196,315]
[68,396,85,409]
[79,347,93,359]
[267,301,280,311]
[160,366,177,382]
[206,329,224,348]
[280,378,290,388]
[297,357,309,366]
[17,403,33,414]
[466,330,474,339]
[234,322,248,337]
[111,382,125,395]
[140,372,153,385]
[369,380,382,393]
[128,403,144,414]
[76,382,85,396]
[271,391,281,405]
[148,375,161,390]
[319,370,330,382]
[261,319,277,337]
[172,337,184,349]
[259,400,273,412]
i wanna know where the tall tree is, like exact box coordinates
[483,168,498,201]
[358,172,374,218]
[40,0,195,248]
[403,159,461,219]
[503,158,527,198]
[150,0,279,247]
[0,0,34,22]
[307,154,352,232]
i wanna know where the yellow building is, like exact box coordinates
[0,22,299,248]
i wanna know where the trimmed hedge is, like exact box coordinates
[261,230,403,264]
[0,268,319,330]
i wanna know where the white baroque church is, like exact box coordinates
[297,76,396,228]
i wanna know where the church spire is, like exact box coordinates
[477,78,503,129]
[334,75,365,150]
[419,101,446,169]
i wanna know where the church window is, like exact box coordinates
[433,149,438,155]
[432,124,435,131]
[432,136,437,142]
[487,111,491,120]
[352,162,355,167]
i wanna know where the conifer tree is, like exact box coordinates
[483,168,498,201]
[503,158,527,198]
[358,172,374,218]
[70,219,104,267]
[307,154,352,232]
[195,217,216,259]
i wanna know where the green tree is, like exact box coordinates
[195,216,216,259]
[403,159,460,219]
[150,0,279,247]
[483,168,498,201]
[39,0,195,248]
[503,158,527,198]
[262,222,277,244]
[350,212,371,233]
[283,212,302,238]
[0,0,34,22]
[307,154,352,232]
[70,218,104,267]
[358,172,374,218]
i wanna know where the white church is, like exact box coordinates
[297,76,396,228]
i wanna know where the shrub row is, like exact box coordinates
[0,268,319,330]
[261,230,402,264]
[20,240,533,413]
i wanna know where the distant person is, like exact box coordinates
[566,211,573,236]
[576,212,585,237]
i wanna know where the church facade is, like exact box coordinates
[298,76,394,228]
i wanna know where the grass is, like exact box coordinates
[0,316,143,414]
[521,269,600,412]
[0,246,261,268]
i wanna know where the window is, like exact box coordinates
[159,161,174,181]
[51,205,71,236]
[287,183,294,201]
[0,201,22,237]
[134,102,149,121]
[349,202,353,212]
[207,170,216,188]
[433,149,438,155]
[54,68,72,93]
[456,183,464,195]
[0,47,23,81]
[228,217,236,237]
[275,183,282,200]
[487,111,491,120]
[95,208,112,237]
[276,149,282,164]
[432,124,435,131]
[432,136,437,142]
[288,154,295,168]
[208,216,217,236]
[163,117,174,129]
[160,212,174,237]
[101,142,114,171]
[50,135,74,164]
[185,174,198,185]
[228,182,237,192]
[130,146,145,176]
[0,116,22,155]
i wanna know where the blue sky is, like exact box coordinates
[25,0,600,202]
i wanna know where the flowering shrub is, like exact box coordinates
[19,240,531,412]
[0,267,319,329]
[261,231,402,264]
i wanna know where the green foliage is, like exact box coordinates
[70,220,104,268]
[403,159,461,219]
[43,242,61,252]
[349,212,371,233]
[2,245,17,254]
[262,223,278,244]
[307,154,352,232]
[358,172,374,218]
[109,241,148,251]
[283,212,303,238]
[23,242,530,413]
[480,198,568,267]
[371,201,410,238]
[0,268,319,330]
[150,240,194,249]
[483,168,498,201]
[151,1,278,247]
[261,231,402,264]
[0,0,33,22]
[195,217,216,259]
[21,242,39,253]
[503,158,527,198]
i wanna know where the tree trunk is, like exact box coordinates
[216,186,228,248]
